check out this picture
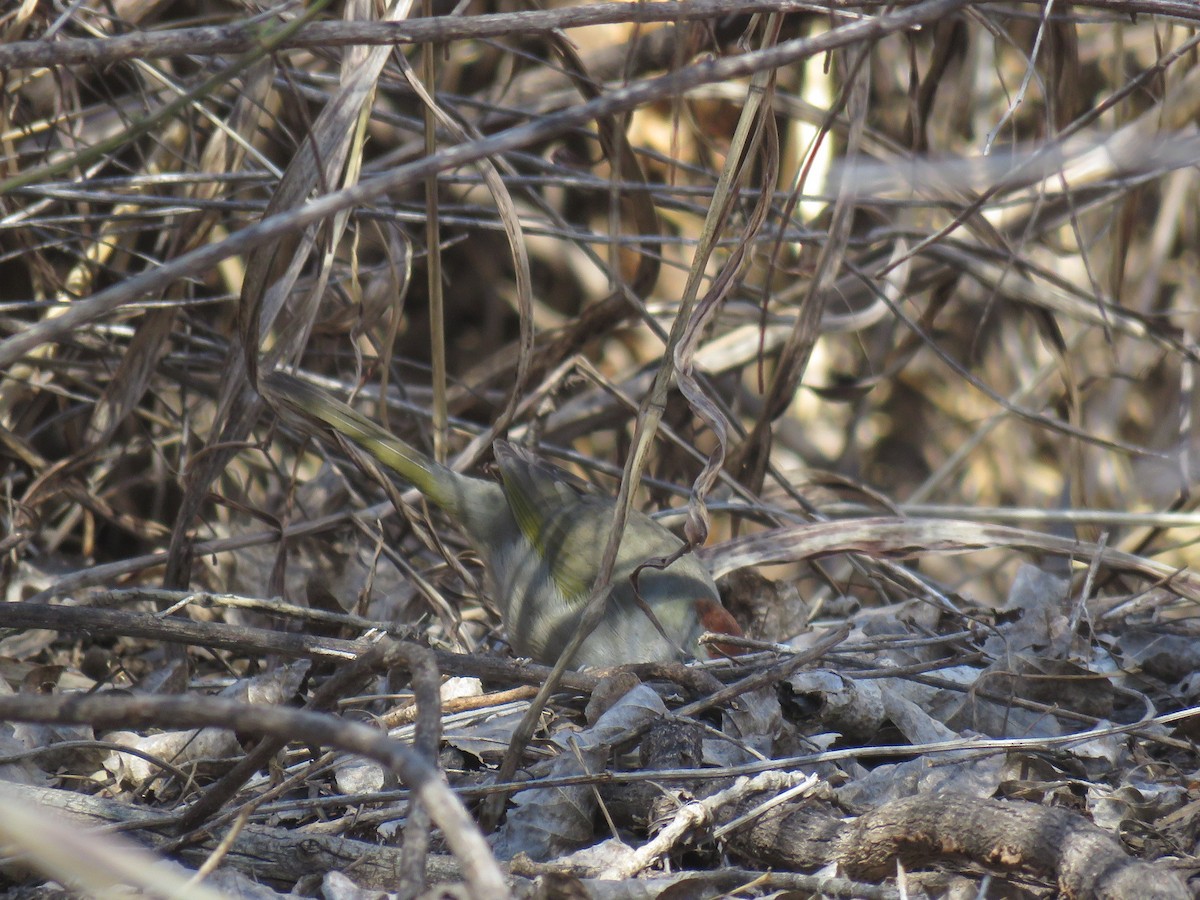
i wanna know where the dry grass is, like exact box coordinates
[2,0,1200,896]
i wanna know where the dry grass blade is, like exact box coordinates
[0,788,228,900]
[674,14,785,548]
[705,516,1200,601]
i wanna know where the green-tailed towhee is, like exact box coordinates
[261,371,742,669]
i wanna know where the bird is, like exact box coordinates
[260,371,742,669]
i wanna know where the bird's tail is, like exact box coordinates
[260,371,460,514]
